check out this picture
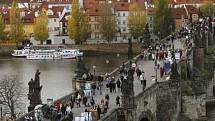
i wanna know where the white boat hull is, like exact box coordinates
[12,47,83,60]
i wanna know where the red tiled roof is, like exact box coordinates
[171,8,188,19]
[147,7,154,15]
[171,0,215,4]
[86,6,101,16]
[114,2,129,11]
[51,6,65,13]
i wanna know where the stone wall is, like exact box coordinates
[135,83,157,121]
[182,95,206,120]
[99,108,124,121]
[135,81,180,121]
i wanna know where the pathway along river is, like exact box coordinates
[0,54,128,112]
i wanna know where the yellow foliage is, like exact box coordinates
[128,2,146,39]
[34,13,49,43]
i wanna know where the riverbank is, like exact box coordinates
[0,43,142,56]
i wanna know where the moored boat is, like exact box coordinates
[11,45,83,60]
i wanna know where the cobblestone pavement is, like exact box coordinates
[70,38,184,119]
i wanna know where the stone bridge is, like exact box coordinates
[101,80,181,121]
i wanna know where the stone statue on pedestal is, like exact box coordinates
[75,56,89,79]
[170,60,179,79]
[121,68,135,121]
[28,69,43,112]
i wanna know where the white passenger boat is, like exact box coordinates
[11,46,32,57]
[61,49,83,59]
[12,45,83,60]
[26,50,62,60]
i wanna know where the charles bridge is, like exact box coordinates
[15,19,215,121]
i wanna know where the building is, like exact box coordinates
[171,7,188,31]
[31,1,73,45]
[185,5,199,22]
[114,2,130,41]
[146,7,154,34]
[86,6,102,41]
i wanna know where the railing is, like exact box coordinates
[99,108,124,121]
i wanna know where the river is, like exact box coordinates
[0,54,128,112]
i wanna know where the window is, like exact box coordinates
[95,33,99,39]
[123,21,126,25]
[54,19,56,22]
[149,17,152,21]
[123,28,126,32]
[149,24,152,28]
[118,21,121,25]
[123,13,125,16]
[95,17,99,22]
[118,13,120,17]
[95,24,99,30]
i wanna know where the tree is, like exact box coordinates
[99,0,117,42]
[128,2,146,40]
[200,2,215,17]
[34,13,49,44]
[9,0,24,46]
[68,0,88,44]
[153,0,174,39]
[0,14,6,41]
[0,75,25,117]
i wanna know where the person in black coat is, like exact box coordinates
[97,106,101,119]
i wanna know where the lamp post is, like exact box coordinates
[154,59,158,83]
[92,65,96,76]
[158,32,160,40]
[73,73,77,91]
[0,100,3,121]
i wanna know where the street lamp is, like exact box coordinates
[158,32,161,40]
[153,59,158,83]
[73,73,77,91]
[0,100,2,121]
[92,65,96,76]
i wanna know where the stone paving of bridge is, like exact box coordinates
[41,39,184,121]
[69,39,184,119]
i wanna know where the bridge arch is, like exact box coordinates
[139,110,154,121]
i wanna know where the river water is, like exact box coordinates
[0,54,127,111]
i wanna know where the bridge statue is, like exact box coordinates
[28,69,43,112]
[121,67,135,121]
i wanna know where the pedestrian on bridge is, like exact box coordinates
[116,96,120,107]
[116,79,121,92]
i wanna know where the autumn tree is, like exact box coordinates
[0,14,6,41]
[68,0,88,44]
[128,2,146,40]
[10,0,24,46]
[34,13,49,44]
[153,0,174,39]
[0,75,25,117]
[200,2,215,17]
[99,0,117,42]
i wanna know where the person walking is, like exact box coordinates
[61,104,66,117]
[83,96,88,107]
[105,94,109,101]
[116,96,120,106]
[77,94,81,107]
[140,72,144,84]
[90,97,95,107]
[112,82,116,93]
[66,104,72,115]
[136,68,141,80]
[97,105,101,120]
[116,79,121,92]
